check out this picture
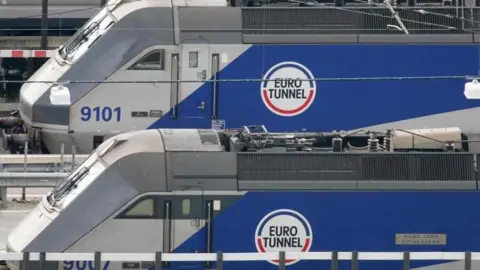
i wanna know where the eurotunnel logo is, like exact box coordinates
[261,62,316,117]
[255,209,313,266]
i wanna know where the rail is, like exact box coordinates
[0,172,69,187]
[1,251,480,270]
[0,36,67,50]
[0,172,68,207]
[0,155,88,172]
[0,145,88,208]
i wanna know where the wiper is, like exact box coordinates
[47,173,74,203]
[61,22,100,58]
[87,21,114,49]
[50,167,90,207]
[47,168,79,204]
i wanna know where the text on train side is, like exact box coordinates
[267,79,308,99]
[261,225,304,248]
[80,106,121,122]
[63,260,110,270]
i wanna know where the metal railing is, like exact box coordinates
[1,251,480,270]
[0,143,88,208]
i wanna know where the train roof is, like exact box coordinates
[80,127,478,194]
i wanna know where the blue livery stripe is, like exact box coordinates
[171,191,480,270]
[149,44,480,131]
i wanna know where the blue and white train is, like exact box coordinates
[2,0,480,154]
[5,127,480,270]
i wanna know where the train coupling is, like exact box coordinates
[0,116,21,129]
[0,127,43,154]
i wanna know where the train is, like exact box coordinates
[4,126,480,270]
[1,0,479,155]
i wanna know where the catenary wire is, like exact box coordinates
[342,0,479,32]
[0,1,139,22]
[0,0,474,33]
[0,75,478,84]
[331,4,472,31]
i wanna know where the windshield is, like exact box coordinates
[46,152,105,209]
[58,7,115,63]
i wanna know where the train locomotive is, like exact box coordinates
[5,126,480,270]
[2,0,480,154]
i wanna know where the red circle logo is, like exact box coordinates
[261,62,316,117]
[255,209,313,266]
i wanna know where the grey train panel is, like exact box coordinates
[243,34,477,44]
[357,181,477,190]
[178,7,243,44]
[358,34,475,43]
[169,152,237,191]
[238,180,361,190]
[113,153,168,193]
[238,180,478,190]
[100,130,166,165]
[32,7,175,125]
[23,166,140,252]
[236,153,477,181]
[159,129,223,152]
[242,34,360,44]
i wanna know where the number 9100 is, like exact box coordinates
[80,106,121,122]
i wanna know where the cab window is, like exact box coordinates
[129,49,165,70]
[117,197,156,219]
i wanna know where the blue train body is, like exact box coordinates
[151,44,480,131]
[172,191,480,270]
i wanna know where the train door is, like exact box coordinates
[170,189,205,269]
[204,199,214,269]
[179,43,211,127]
[170,54,180,120]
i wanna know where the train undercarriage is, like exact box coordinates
[0,57,49,154]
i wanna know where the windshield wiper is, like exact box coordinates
[60,22,100,59]
[50,167,90,207]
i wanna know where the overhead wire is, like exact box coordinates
[345,0,480,32]
[331,5,459,30]
[331,2,469,32]
[0,0,473,33]
[0,6,100,22]
[0,75,476,84]
[0,0,139,22]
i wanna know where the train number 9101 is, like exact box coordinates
[80,106,121,122]
[63,260,110,270]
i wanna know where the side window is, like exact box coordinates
[182,199,191,216]
[129,49,165,70]
[172,196,202,219]
[189,52,198,68]
[118,197,156,219]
